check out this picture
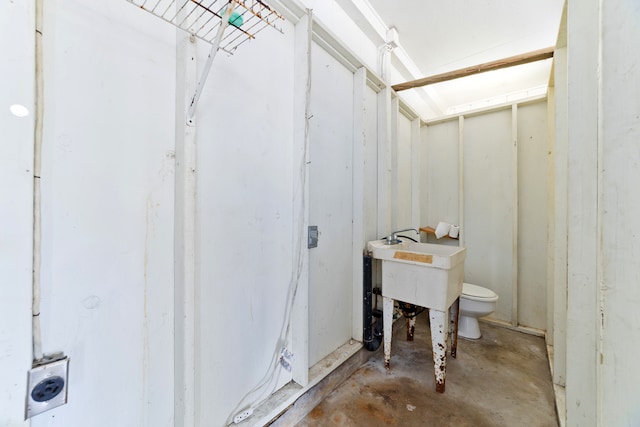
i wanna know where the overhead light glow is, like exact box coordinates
[10,104,29,117]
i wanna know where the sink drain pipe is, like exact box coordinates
[363,254,383,351]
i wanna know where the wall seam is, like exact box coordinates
[595,0,604,424]
[458,116,464,247]
[511,104,519,327]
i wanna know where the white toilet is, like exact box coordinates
[458,283,499,339]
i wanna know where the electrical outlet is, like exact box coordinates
[233,408,253,424]
[26,355,69,419]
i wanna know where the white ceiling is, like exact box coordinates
[362,0,565,118]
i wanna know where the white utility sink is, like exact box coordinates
[367,240,466,311]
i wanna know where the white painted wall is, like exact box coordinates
[517,102,548,330]
[565,0,599,423]
[1,0,400,424]
[599,0,640,422]
[0,1,35,425]
[422,101,549,329]
[561,0,640,425]
[31,2,177,426]
[194,17,296,424]
[363,84,380,244]
[303,0,379,71]
[308,40,354,367]
[7,1,600,425]
[423,120,459,227]
[351,68,373,342]
[463,109,515,322]
[550,5,568,388]
[396,113,413,229]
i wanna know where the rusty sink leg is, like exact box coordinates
[429,308,448,393]
[449,297,460,358]
[383,296,394,370]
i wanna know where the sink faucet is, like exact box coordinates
[385,228,419,245]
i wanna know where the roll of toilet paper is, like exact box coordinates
[449,225,460,238]
[434,221,451,239]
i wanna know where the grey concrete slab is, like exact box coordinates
[297,311,557,426]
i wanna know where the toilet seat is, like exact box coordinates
[462,283,499,302]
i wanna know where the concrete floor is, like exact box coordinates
[297,311,558,426]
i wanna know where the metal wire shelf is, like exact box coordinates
[125,0,284,54]
[124,0,284,118]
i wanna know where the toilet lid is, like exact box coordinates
[462,283,498,299]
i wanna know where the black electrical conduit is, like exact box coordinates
[396,235,418,243]
[363,235,420,351]
[363,254,383,351]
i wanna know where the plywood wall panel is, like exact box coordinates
[425,120,459,227]
[307,42,354,366]
[397,114,413,229]
[517,102,549,330]
[463,110,514,322]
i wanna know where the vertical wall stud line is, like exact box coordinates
[546,89,556,344]
[596,0,604,421]
[552,11,568,388]
[423,123,430,230]
[458,116,465,247]
[352,67,367,341]
[377,43,393,239]
[290,11,311,387]
[511,104,519,327]
[410,118,421,229]
[377,95,390,238]
[390,96,399,230]
[565,1,600,421]
[174,25,198,427]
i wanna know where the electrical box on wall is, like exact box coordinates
[26,355,69,419]
[308,226,319,248]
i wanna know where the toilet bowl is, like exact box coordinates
[458,283,499,339]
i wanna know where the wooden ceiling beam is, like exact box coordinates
[391,46,555,92]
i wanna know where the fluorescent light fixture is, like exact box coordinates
[10,104,29,117]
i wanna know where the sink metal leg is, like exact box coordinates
[449,298,460,358]
[429,308,449,393]
[383,297,394,369]
[406,315,416,341]
[399,302,417,341]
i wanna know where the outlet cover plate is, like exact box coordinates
[26,356,69,419]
